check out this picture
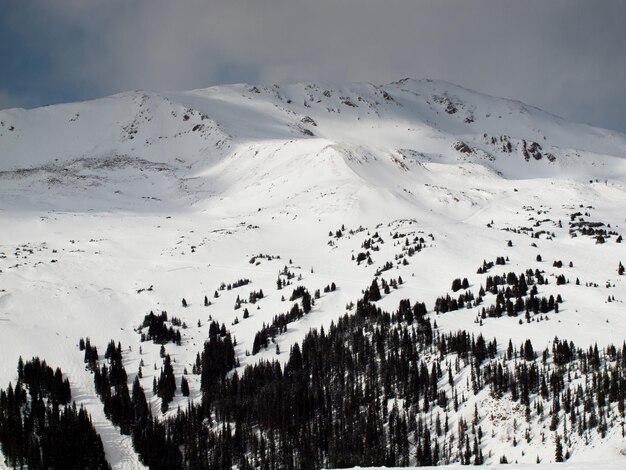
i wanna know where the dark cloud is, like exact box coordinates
[1,0,625,132]
[0,90,26,110]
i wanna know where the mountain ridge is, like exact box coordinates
[1,78,625,217]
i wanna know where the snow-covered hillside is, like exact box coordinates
[336,462,626,470]
[2,78,626,213]
[0,79,625,469]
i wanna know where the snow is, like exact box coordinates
[0,79,625,468]
[332,462,626,470]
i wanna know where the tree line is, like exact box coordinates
[0,357,110,469]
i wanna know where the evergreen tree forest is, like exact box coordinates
[75,284,626,470]
[0,357,110,469]
[140,311,182,345]
[5,272,625,469]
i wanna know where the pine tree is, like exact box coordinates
[555,434,564,462]
[157,355,176,412]
[369,279,382,301]
[181,376,190,397]
[302,291,312,313]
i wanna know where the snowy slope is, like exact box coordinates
[1,78,625,213]
[1,79,625,469]
[335,462,626,470]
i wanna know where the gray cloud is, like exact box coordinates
[2,0,626,131]
[0,90,26,110]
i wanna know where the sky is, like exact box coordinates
[1,0,625,132]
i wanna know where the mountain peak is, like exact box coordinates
[1,79,625,214]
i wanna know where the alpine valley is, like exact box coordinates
[0,79,625,469]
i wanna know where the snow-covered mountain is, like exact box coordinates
[2,78,626,213]
[1,79,625,469]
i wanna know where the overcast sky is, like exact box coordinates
[1,0,625,132]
